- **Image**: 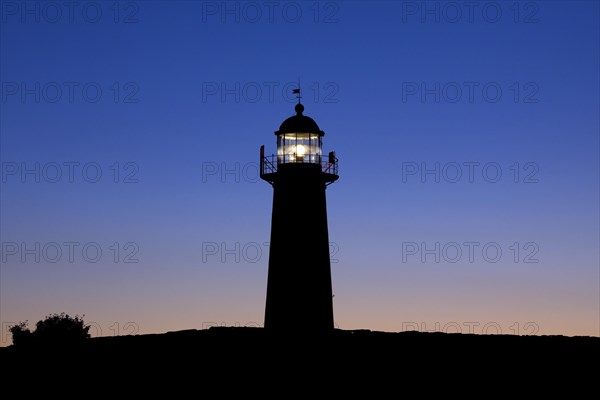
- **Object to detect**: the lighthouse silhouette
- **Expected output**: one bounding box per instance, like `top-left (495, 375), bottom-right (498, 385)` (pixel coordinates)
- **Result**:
top-left (260, 92), bottom-right (339, 332)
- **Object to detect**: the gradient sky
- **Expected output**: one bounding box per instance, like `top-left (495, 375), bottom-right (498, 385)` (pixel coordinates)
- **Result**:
top-left (1, 1), bottom-right (598, 343)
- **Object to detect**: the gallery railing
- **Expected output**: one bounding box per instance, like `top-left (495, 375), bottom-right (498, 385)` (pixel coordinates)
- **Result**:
top-left (260, 153), bottom-right (339, 178)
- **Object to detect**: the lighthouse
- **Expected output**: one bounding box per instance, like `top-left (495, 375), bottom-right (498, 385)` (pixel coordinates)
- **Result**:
top-left (260, 96), bottom-right (339, 332)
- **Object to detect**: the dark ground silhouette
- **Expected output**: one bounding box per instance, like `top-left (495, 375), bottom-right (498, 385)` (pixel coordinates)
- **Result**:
top-left (1, 327), bottom-right (597, 388)
top-left (2, 327), bottom-right (597, 358)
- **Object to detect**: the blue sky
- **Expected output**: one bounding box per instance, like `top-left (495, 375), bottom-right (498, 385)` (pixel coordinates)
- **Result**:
top-left (1, 1), bottom-right (598, 340)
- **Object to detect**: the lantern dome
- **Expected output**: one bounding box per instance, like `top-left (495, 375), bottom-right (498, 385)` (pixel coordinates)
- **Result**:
top-left (275, 104), bottom-right (324, 136)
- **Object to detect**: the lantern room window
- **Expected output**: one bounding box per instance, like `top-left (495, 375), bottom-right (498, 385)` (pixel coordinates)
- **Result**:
top-left (277, 133), bottom-right (322, 164)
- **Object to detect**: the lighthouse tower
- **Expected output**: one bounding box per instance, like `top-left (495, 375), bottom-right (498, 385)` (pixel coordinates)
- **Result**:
top-left (260, 98), bottom-right (339, 332)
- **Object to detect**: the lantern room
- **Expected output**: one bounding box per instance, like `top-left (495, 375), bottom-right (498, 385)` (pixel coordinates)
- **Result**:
top-left (260, 102), bottom-right (338, 185)
top-left (275, 103), bottom-right (324, 164)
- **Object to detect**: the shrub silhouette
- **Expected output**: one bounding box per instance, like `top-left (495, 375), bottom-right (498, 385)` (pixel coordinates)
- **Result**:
top-left (10, 313), bottom-right (90, 348)
top-left (9, 321), bottom-right (33, 347)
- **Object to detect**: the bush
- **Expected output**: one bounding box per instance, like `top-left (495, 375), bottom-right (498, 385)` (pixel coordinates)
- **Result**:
top-left (9, 321), bottom-right (33, 347)
top-left (10, 313), bottom-right (90, 348)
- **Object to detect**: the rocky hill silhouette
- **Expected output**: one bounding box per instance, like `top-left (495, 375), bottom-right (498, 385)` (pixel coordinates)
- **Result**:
top-left (2, 327), bottom-right (597, 362)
